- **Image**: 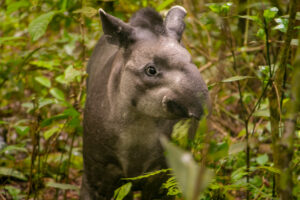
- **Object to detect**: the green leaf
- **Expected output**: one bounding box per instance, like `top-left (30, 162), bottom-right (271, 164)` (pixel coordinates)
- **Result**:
top-left (123, 169), bottom-right (171, 181)
top-left (171, 119), bottom-right (191, 148)
top-left (208, 141), bottom-right (229, 160)
top-left (207, 2), bottom-right (232, 14)
top-left (256, 154), bottom-right (269, 165)
top-left (291, 39), bottom-right (298, 46)
top-left (55, 75), bottom-right (67, 84)
top-left (38, 98), bottom-right (55, 109)
top-left (28, 11), bottom-right (58, 41)
top-left (253, 109), bottom-right (270, 117)
top-left (161, 136), bottom-right (213, 200)
top-left (156, 0), bottom-right (175, 11)
top-left (0, 167), bottom-right (27, 181)
top-left (44, 127), bottom-right (60, 140)
top-left (0, 120), bottom-right (8, 125)
top-left (239, 15), bottom-right (263, 27)
top-left (6, 0), bottom-right (30, 14)
top-left (256, 28), bottom-right (265, 39)
top-left (30, 60), bottom-right (59, 71)
top-left (231, 167), bottom-right (247, 182)
top-left (229, 141), bottom-right (246, 155)
top-left (162, 176), bottom-right (181, 196)
top-left (63, 108), bottom-right (80, 118)
top-left (41, 113), bottom-right (68, 127)
top-left (73, 7), bottom-right (98, 17)
top-left (46, 181), bottom-right (79, 190)
top-left (50, 88), bottom-right (65, 101)
top-left (14, 125), bottom-right (30, 136)
top-left (3, 186), bottom-right (21, 199)
top-left (221, 76), bottom-right (254, 83)
top-left (64, 65), bottom-right (81, 84)
top-left (34, 76), bottom-right (51, 88)
top-left (273, 18), bottom-right (288, 33)
top-left (113, 182), bottom-right (132, 200)
top-left (0, 36), bottom-right (25, 45)
top-left (0, 145), bottom-right (28, 154)
top-left (256, 166), bottom-right (281, 174)
top-left (263, 7), bottom-right (278, 23)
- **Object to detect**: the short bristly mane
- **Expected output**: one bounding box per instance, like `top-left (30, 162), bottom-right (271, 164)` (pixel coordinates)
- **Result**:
top-left (129, 8), bottom-right (166, 35)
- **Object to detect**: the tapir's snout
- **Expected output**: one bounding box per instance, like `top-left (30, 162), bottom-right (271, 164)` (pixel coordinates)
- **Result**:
top-left (162, 64), bottom-right (210, 120)
top-left (162, 84), bottom-right (209, 120)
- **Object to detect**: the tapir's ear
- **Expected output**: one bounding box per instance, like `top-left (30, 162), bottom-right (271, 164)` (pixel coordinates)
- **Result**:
top-left (165, 6), bottom-right (187, 42)
top-left (99, 9), bottom-right (135, 46)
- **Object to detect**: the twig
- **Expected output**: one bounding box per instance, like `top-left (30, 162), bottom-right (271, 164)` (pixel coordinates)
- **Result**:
top-left (26, 97), bottom-right (41, 200)
top-left (243, 0), bottom-right (250, 46)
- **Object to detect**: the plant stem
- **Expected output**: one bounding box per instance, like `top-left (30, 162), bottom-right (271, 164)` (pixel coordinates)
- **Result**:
top-left (268, 0), bottom-right (297, 198)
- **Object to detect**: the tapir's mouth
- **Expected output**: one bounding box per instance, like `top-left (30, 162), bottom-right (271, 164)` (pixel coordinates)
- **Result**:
top-left (162, 96), bottom-right (203, 120)
top-left (165, 99), bottom-right (188, 118)
top-left (162, 96), bottom-right (201, 119)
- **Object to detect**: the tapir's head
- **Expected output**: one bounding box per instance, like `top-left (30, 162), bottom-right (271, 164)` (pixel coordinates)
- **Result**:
top-left (99, 6), bottom-right (210, 120)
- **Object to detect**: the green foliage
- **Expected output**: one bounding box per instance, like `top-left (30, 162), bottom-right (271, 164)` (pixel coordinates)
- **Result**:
top-left (161, 132), bottom-right (214, 200)
top-left (263, 7), bottom-right (278, 23)
top-left (0, 0), bottom-right (299, 199)
top-left (46, 181), bottom-right (79, 191)
top-left (207, 2), bottom-right (232, 15)
top-left (122, 168), bottom-right (171, 181)
top-left (28, 11), bottom-right (59, 41)
top-left (113, 182), bottom-right (132, 200)
top-left (162, 177), bottom-right (181, 196)
top-left (156, 0), bottom-right (176, 11)
top-left (0, 167), bottom-right (27, 181)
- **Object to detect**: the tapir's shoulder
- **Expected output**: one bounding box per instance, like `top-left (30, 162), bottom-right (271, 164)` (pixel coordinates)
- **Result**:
top-left (87, 36), bottom-right (117, 73)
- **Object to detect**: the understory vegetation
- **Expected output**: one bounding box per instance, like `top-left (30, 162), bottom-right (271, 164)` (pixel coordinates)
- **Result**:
top-left (0, 0), bottom-right (299, 199)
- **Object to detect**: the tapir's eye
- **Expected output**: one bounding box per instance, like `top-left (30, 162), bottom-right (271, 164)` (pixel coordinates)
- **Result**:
top-left (145, 65), bottom-right (157, 76)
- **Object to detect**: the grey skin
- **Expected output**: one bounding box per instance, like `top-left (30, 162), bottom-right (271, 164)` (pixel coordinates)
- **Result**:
top-left (81, 6), bottom-right (209, 200)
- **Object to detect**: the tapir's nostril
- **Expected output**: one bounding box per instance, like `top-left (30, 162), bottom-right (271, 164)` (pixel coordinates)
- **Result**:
top-left (163, 99), bottom-right (188, 118)
top-left (188, 112), bottom-right (200, 120)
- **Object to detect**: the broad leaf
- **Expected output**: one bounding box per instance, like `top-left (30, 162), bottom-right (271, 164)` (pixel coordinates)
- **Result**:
top-left (73, 7), bottom-right (98, 17)
top-left (221, 76), bottom-right (254, 83)
top-left (50, 88), bottom-right (65, 101)
top-left (30, 60), bottom-right (59, 71)
top-left (113, 182), bottom-right (132, 200)
top-left (207, 2), bottom-right (232, 14)
top-left (35, 76), bottom-right (51, 88)
top-left (256, 166), bottom-right (281, 174)
top-left (253, 109), bottom-right (270, 117)
top-left (274, 18), bottom-right (288, 33)
top-left (0, 145), bottom-right (28, 154)
top-left (6, 0), bottom-right (30, 14)
top-left (28, 11), bottom-right (58, 41)
top-left (263, 7), bottom-right (278, 23)
top-left (64, 65), bottom-right (81, 84)
top-left (44, 126), bottom-right (60, 140)
top-left (161, 136), bottom-right (213, 200)
top-left (0, 167), bottom-right (27, 181)
top-left (46, 181), bottom-right (79, 190)
top-left (156, 0), bottom-right (175, 11)
top-left (38, 98), bottom-right (55, 109)
top-left (229, 141), bottom-right (246, 155)
top-left (14, 125), bottom-right (29, 136)
top-left (256, 154), bottom-right (269, 165)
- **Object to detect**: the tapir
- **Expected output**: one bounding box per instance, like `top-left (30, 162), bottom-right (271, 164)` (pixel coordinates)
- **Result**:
top-left (81, 6), bottom-right (209, 200)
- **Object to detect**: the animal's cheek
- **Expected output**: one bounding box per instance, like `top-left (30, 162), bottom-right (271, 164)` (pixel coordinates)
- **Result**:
top-left (134, 87), bottom-right (175, 118)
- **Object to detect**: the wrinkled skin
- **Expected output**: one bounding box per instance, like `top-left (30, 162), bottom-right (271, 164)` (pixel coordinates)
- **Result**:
top-left (81, 6), bottom-right (209, 200)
